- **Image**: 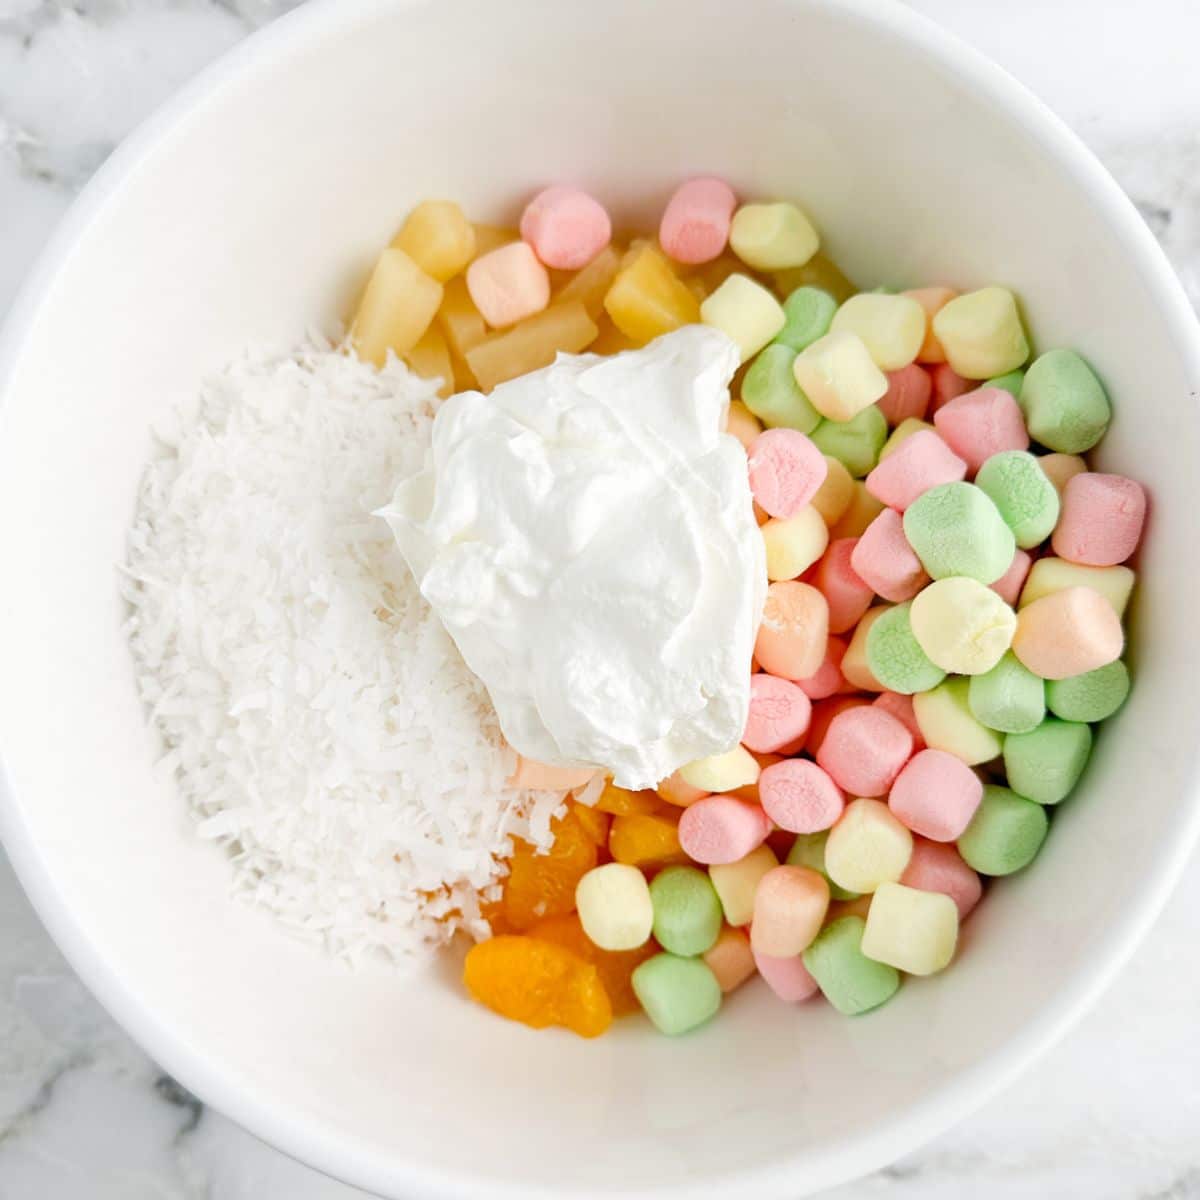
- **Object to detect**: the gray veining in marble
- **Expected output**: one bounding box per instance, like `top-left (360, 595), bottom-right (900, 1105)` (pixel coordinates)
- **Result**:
top-left (1, 1), bottom-right (1199, 1197)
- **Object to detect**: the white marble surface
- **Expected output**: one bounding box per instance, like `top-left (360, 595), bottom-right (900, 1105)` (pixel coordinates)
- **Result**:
top-left (1, 1), bottom-right (1198, 1196)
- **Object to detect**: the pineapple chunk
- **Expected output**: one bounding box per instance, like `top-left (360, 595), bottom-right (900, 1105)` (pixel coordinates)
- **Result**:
top-left (554, 244), bottom-right (622, 318)
top-left (472, 224), bottom-right (518, 258)
top-left (589, 317), bottom-right (637, 356)
top-left (436, 277), bottom-right (488, 357)
top-left (352, 248), bottom-right (443, 366)
top-left (465, 301), bottom-right (599, 391)
top-left (392, 200), bottom-right (476, 282)
top-left (773, 251), bottom-right (857, 304)
top-left (403, 325), bottom-right (455, 397)
top-left (602, 245), bottom-right (701, 345)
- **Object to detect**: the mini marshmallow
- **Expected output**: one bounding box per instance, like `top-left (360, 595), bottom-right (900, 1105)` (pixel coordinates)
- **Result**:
top-left (803, 916), bottom-right (900, 1015)
top-left (725, 401), bottom-right (763, 451)
top-left (984, 368), bottom-right (1024, 397)
top-left (862, 881), bottom-right (958, 975)
top-left (909, 576), bottom-right (1017, 675)
top-left (830, 293), bottom-right (927, 371)
top-left (708, 844), bottom-right (779, 926)
top-left (1003, 718), bottom-right (1093, 806)
top-left (1019, 558), bottom-right (1136, 617)
top-left (804, 696), bottom-right (870, 757)
top-left (931, 286), bottom-right (1030, 379)
top-left (656, 771), bottom-right (708, 808)
top-left (852, 509), bottom-right (930, 602)
top-left (912, 677), bottom-right (1003, 765)
top-left (741, 344), bottom-right (822, 433)
top-left (904, 286), bottom-right (957, 364)
top-left (1052, 472), bottom-right (1147, 566)
top-left (929, 363), bottom-right (973, 413)
top-left (811, 455), bottom-right (856, 526)
top-left (829, 481), bottom-right (887, 539)
top-left (933, 386), bottom-right (1030, 475)
top-left (678, 795), bottom-right (773, 865)
top-left (730, 202), bottom-right (820, 271)
top-left (901, 838), bottom-right (983, 919)
top-left (957, 785), bottom-right (1048, 876)
top-left (792, 330), bottom-right (889, 422)
top-left (520, 186), bottom-right (611, 270)
top-left (678, 745), bottom-right (761, 793)
top-left (775, 286), bottom-right (838, 352)
top-left (750, 865), bottom-right (830, 956)
top-left (755, 581), bottom-right (830, 680)
top-left (762, 505), bottom-right (829, 580)
top-left (812, 540), bottom-right (875, 634)
top-left (648, 866), bottom-right (723, 957)
top-left (743, 674), bottom-right (813, 754)
top-left (748, 428), bottom-right (828, 518)
top-left (575, 863), bottom-right (653, 951)
top-left (1011, 586), bottom-right (1124, 680)
top-left (967, 651), bottom-right (1046, 734)
top-left (704, 927), bottom-right (758, 993)
top-left (879, 417), bottom-right (936, 461)
top-left (759, 759), bottom-right (846, 833)
top-left (865, 602), bottom-right (947, 695)
top-left (877, 363), bottom-right (933, 426)
top-left (816, 705), bottom-right (914, 797)
top-left (841, 607), bottom-right (889, 692)
top-left (990, 549), bottom-right (1033, 607)
top-left (753, 948), bottom-right (820, 1003)
top-left (659, 177), bottom-right (737, 265)
top-left (975, 451), bottom-right (1060, 548)
top-left (1038, 452), bottom-right (1088, 498)
top-left (466, 241), bottom-right (551, 328)
top-left (797, 636), bottom-right (848, 701)
top-left (1046, 660), bottom-right (1130, 723)
top-left (903, 481), bottom-right (1016, 584)
top-left (865, 429), bottom-right (968, 512)
top-left (888, 749), bottom-right (983, 842)
top-left (787, 830), bottom-right (859, 900)
top-left (1021, 349), bottom-right (1111, 453)
top-left (824, 798), bottom-right (914, 895)
top-left (701, 274), bottom-right (786, 362)
top-left (812, 406), bottom-right (889, 480)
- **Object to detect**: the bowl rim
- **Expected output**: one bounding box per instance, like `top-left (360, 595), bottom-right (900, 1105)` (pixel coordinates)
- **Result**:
top-left (2, 0), bottom-right (1199, 1196)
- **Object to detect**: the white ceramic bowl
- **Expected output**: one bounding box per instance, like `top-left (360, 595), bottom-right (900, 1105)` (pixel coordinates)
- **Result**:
top-left (2, 1), bottom-right (1199, 1196)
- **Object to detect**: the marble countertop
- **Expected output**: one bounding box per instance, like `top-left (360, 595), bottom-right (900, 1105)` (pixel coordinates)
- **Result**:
top-left (1, 1), bottom-right (1198, 1196)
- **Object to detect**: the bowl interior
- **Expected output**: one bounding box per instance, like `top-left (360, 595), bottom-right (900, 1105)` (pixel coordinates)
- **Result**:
top-left (2, 1), bottom-right (1199, 1196)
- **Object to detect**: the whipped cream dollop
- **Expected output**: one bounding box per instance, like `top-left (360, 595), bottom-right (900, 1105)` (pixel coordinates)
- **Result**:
top-left (382, 325), bottom-right (766, 789)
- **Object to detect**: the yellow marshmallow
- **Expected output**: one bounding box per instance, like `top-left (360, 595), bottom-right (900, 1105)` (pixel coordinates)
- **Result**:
top-left (792, 330), bottom-right (889, 422)
top-left (879, 417), bottom-right (936, 461)
top-left (909, 577), bottom-right (1017, 675)
top-left (729, 201), bottom-right (820, 271)
top-left (862, 882), bottom-right (958, 975)
top-left (830, 293), bottom-right (927, 371)
top-left (701, 274), bottom-right (786, 363)
top-left (709, 844), bottom-right (779, 927)
top-left (1037, 453), bottom-right (1088, 498)
top-left (912, 677), bottom-right (1002, 765)
top-left (1018, 558), bottom-right (1135, 617)
top-left (762, 505), bottom-right (829, 581)
top-left (575, 863), bottom-right (654, 951)
top-left (824, 799), bottom-right (913, 895)
top-left (811, 455), bottom-right (856, 526)
top-left (841, 606), bottom-right (889, 692)
top-left (679, 745), bottom-right (761, 793)
top-left (828, 482), bottom-right (885, 540)
top-left (931, 286), bottom-right (1029, 379)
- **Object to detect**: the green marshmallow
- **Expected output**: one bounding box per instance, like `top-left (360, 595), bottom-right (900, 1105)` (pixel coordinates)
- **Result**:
top-left (974, 451), bottom-right (1061, 549)
top-left (742, 344), bottom-right (822, 433)
top-left (787, 831), bottom-right (859, 901)
top-left (1020, 349), bottom-right (1111, 453)
top-left (957, 785), bottom-right (1049, 876)
top-left (1046, 660), bottom-right (1131, 723)
top-left (802, 916), bottom-right (900, 1016)
top-left (984, 368), bottom-right (1025, 398)
top-left (811, 404), bottom-right (888, 478)
top-left (631, 952), bottom-right (722, 1035)
top-left (648, 866), bottom-right (723, 957)
top-left (1002, 718), bottom-right (1093, 806)
top-left (902, 481), bottom-right (1016, 584)
top-left (968, 651), bottom-right (1046, 733)
top-left (866, 601), bottom-right (947, 695)
top-left (774, 286), bottom-right (837, 352)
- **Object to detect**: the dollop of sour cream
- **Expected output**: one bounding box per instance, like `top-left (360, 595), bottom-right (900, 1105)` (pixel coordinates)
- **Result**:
top-left (382, 325), bottom-right (767, 789)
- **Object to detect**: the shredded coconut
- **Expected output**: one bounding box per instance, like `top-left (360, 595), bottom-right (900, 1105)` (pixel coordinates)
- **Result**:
top-left (122, 340), bottom-right (566, 967)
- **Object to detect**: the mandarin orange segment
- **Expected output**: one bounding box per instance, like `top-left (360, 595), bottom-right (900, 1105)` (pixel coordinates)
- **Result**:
top-left (571, 802), bottom-right (611, 846)
top-left (531, 912), bottom-right (657, 1017)
top-left (608, 811), bottom-right (689, 869)
top-left (594, 782), bottom-right (662, 817)
top-left (499, 808), bottom-right (598, 931)
top-left (463, 935), bottom-right (612, 1038)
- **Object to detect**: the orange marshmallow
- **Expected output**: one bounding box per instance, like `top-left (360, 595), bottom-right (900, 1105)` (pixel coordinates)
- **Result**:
top-left (1011, 586), bottom-right (1124, 680)
top-left (466, 241), bottom-right (551, 328)
top-left (703, 926), bottom-right (758, 993)
top-left (750, 865), bottom-right (830, 956)
top-left (754, 581), bottom-right (830, 681)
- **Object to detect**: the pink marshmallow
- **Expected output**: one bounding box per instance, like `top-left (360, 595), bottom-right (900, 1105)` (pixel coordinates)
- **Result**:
top-left (816, 706), bottom-right (915, 798)
top-left (753, 950), bottom-right (820, 1003)
top-left (466, 241), bottom-right (551, 328)
top-left (851, 509), bottom-right (930, 602)
top-left (928, 363), bottom-right (974, 414)
top-left (873, 692), bottom-right (925, 750)
top-left (1011, 586), bottom-right (1124, 680)
top-left (743, 674), bottom-right (813, 753)
top-left (933, 386), bottom-right (1030, 474)
top-left (759, 759), bottom-right (845, 833)
top-left (901, 839), bottom-right (983, 920)
top-left (659, 176), bottom-right (737, 265)
top-left (1051, 472), bottom-right (1148, 567)
top-left (990, 548), bottom-right (1033, 607)
top-left (888, 749), bottom-right (983, 842)
top-left (865, 429), bottom-right (968, 511)
top-left (876, 363), bottom-right (933, 426)
top-left (811, 539), bottom-right (874, 634)
top-left (519, 185), bottom-right (612, 270)
top-left (678, 795), bottom-right (773, 865)
top-left (805, 696), bottom-right (870, 756)
top-left (797, 636), bottom-right (847, 700)
top-left (747, 428), bottom-right (828, 519)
